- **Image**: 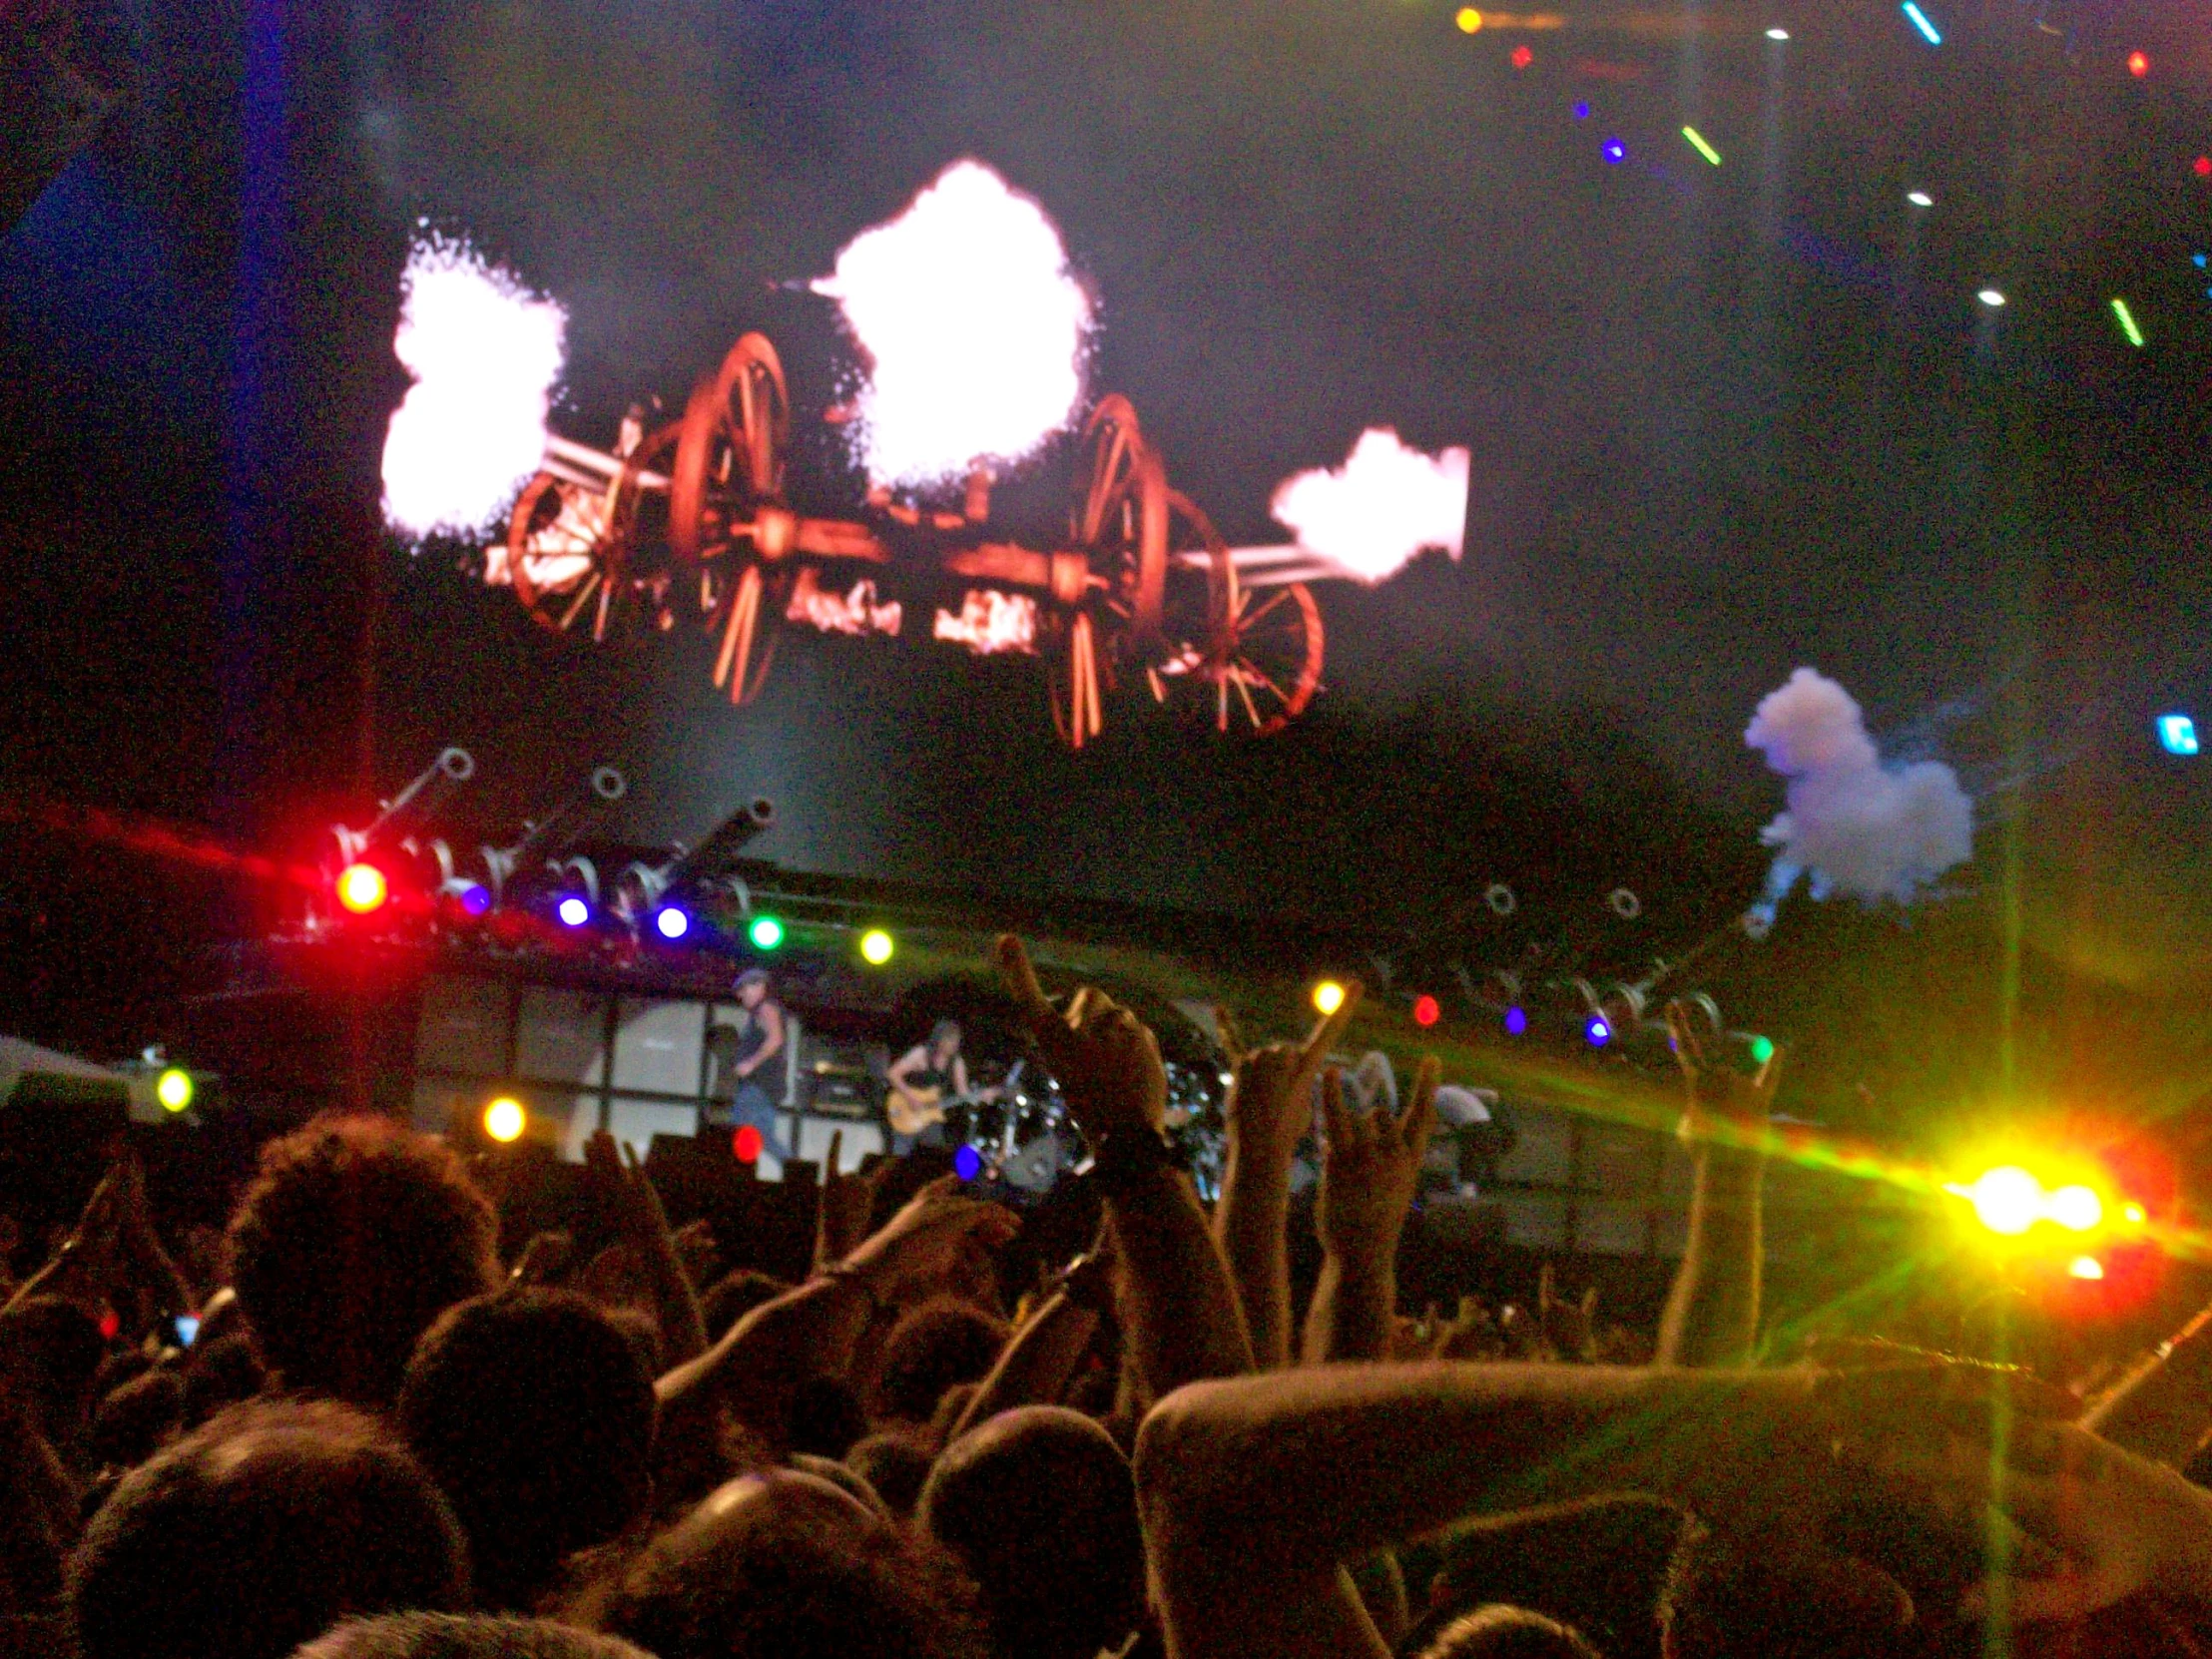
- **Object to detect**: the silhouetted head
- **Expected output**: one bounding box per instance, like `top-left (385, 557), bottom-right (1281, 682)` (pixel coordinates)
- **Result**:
top-left (919, 1406), bottom-right (1144, 1659)
top-left (296, 1612), bottom-right (655, 1659)
top-left (867, 1300), bottom-right (1007, 1428)
top-left (1416, 1606), bottom-right (1602, 1659)
top-left (398, 1289), bottom-right (657, 1611)
top-left (67, 1397), bottom-right (467, 1659)
top-left (595, 1469), bottom-right (988, 1659)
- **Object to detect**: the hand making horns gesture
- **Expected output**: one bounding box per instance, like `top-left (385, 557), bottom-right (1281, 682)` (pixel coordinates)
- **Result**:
top-left (995, 934), bottom-right (1167, 1144)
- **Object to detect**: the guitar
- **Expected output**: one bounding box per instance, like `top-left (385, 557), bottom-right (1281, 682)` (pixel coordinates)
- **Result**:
top-left (885, 1060), bottom-right (1022, 1138)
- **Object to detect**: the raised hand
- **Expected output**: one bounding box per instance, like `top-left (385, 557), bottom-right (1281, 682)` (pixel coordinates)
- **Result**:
top-left (509, 1230), bottom-right (575, 1287)
top-left (1226, 980), bottom-right (1363, 1166)
top-left (1537, 1263), bottom-right (1599, 1363)
top-left (1666, 997), bottom-right (1781, 1145)
top-left (996, 934), bottom-right (1166, 1143)
top-left (585, 1131), bottom-right (671, 1248)
top-left (1316, 1059), bottom-right (1439, 1275)
top-left (814, 1130), bottom-right (891, 1273)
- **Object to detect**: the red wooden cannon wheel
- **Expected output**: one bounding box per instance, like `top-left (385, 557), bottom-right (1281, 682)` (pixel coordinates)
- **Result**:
top-left (669, 332), bottom-right (792, 572)
top-left (506, 424), bottom-right (681, 641)
top-left (1157, 487), bottom-right (1324, 737)
top-left (1073, 395), bottom-right (1168, 647)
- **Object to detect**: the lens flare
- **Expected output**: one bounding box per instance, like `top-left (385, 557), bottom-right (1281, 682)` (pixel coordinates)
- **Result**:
top-left (2048, 1185), bottom-right (2104, 1232)
top-left (859, 928), bottom-right (895, 965)
top-left (1313, 980), bottom-right (1349, 1016)
top-left (814, 161), bottom-right (1093, 490)
top-left (156, 1068), bottom-right (194, 1112)
top-left (1965, 1166), bottom-right (2042, 1236)
top-left (336, 863), bottom-right (389, 915)
top-left (380, 233), bottom-right (566, 538)
top-left (484, 1097), bottom-right (526, 1143)
top-left (1269, 429), bottom-right (1470, 584)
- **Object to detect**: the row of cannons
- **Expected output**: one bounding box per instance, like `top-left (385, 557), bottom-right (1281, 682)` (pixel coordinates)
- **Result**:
top-left (483, 334), bottom-right (1327, 749)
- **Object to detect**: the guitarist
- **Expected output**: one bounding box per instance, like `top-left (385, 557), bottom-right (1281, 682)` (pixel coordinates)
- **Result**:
top-left (884, 1019), bottom-right (1002, 1156)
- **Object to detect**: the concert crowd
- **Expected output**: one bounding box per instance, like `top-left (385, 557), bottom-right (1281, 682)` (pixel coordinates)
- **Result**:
top-left (4, 935), bottom-right (2211, 1659)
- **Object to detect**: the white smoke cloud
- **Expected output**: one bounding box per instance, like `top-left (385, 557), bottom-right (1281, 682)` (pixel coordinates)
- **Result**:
top-left (380, 232), bottom-right (567, 540)
top-left (1268, 428), bottom-right (1470, 584)
top-left (1744, 668), bottom-right (1974, 929)
top-left (815, 160), bottom-right (1094, 491)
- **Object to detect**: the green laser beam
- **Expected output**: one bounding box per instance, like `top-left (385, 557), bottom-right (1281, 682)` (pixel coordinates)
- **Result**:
top-left (1682, 126), bottom-right (1722, 165)
top-left (2111, 296), bottom-right (2144, 346)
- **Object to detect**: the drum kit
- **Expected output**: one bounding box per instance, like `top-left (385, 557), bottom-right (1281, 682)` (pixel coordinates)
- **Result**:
top-left (927, 1057), bottom-right (1226, 1201)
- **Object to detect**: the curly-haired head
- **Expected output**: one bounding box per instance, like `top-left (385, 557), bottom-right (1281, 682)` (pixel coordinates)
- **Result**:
top-left (225, 1117), bottom-right (498, 1409)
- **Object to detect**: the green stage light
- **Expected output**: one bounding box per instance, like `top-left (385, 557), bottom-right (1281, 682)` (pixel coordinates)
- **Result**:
top-left (749, 914), bottom-right (787, 950)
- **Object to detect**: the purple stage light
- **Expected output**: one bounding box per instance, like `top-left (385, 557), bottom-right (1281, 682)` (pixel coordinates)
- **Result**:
top-left (557, 896), bottom-right (590, 927)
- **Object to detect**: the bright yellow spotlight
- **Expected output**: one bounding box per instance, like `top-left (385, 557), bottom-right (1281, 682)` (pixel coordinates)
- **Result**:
top-left (2123, 1202), bottom-right (2147, 1225)
top-left (156, 1068), bottom-right (194, 1113)
top-left (2068, 1255), bottom-right (2106, 1282)
top-left (1965, 1166), bottom-right (2044, 1237)
top-left (336, 862), bottom-right (389, 915)
top-left (859, 928), bottom-right (895, 966)
top-left (483, 1097), bottom-right (526, 1144)
top-left (1312, 979), bottom-right (1348, 1017)
top-left (1455, 7), bottom-right (1483, 31)
top-left (2047, 1185), bottom-right (2103, 1233)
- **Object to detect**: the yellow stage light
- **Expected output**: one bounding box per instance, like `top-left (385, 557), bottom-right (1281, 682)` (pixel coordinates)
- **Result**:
top-left (156, 1068), bottom-right (194, 1112)
top-left (1312, 979), bottom-right (1348, 1017)
top-left (859, 928), bottom-right (895, 965)
top-left (1455, 7), bottom-right (1483, 31)
top-left (2068, 1255), bottom-right (2105, 1282)
top-left (484, 1097), bottom-right (526, 1144)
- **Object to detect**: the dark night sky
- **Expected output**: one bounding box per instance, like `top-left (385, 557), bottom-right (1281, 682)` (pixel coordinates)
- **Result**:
top-left (8, 0), bottom-right (2212, 1045)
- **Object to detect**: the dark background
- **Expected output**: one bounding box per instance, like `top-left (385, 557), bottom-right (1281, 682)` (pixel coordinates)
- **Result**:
top-left (5, 0), bottom-right (2212, 1140)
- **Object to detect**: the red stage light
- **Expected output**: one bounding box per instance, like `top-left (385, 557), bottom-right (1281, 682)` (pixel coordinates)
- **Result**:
top-left (733, 1125), bottom-right (764, 1163)
top-left (2196, 156), bottom-right (2211, 178)
top-left (1510, 44), bottom-right (1534, 69)
top-left (336, 862), bottom-right (389, 914)
top-left (2128, 51), bottom-right (2148, 77)
top-left (1412, 994), bottom-right (1442, 1028)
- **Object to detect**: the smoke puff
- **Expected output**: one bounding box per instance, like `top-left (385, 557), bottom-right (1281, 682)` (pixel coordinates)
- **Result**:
top-left (380, 234), bottom-right (566, 539)
top-left (815, 160), bottom-right (1093, 491)
top-left (1269, 428), bottom-right (1470, 584)
top-left (1746, 668), bottom-right (1973, 907)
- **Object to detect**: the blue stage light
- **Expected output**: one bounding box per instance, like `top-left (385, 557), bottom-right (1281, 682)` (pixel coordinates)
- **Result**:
top-left (954, 1144), bottom-right (983, 1182)
top-left (2158, 715), bottom-right (2199, 756)
top-left (1503, 1005), bottom-right (1529, 1036)
top-left (1902, 2), bottom-right (1941, 45)
top-left (557, 896), bottom-right (591, 927)
top-left (1573, 100), bottom-right (1590, 120)
top-left (454, 880), bottom-right (492, 917)
top-left (1602, 139), bottom-right (1626, 165)
top-left (655, 905), bottom-right (691, 940)
top-left (1585, 1014), bottom-right (1613, 1047)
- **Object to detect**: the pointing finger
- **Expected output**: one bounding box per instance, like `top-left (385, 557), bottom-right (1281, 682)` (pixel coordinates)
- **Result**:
top-left (996, 935), bottom-right (1058, 1030)
top-left (827, 1129), bottom-right (843, 1172)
